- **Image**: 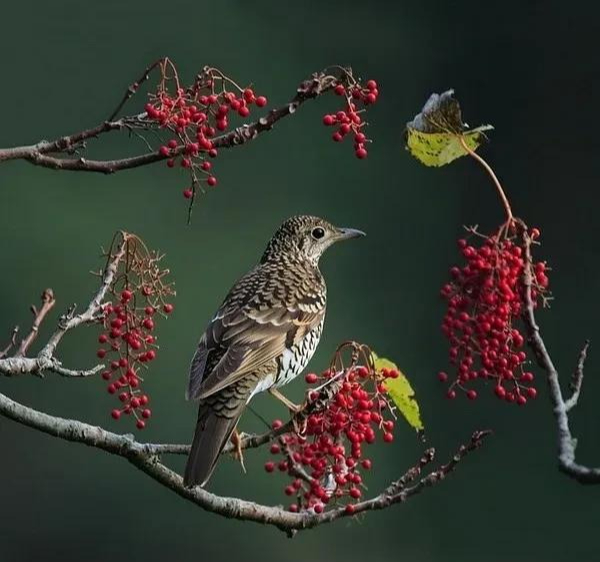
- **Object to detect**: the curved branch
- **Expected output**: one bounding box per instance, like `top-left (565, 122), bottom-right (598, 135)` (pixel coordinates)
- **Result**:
top-left (0, 70), bottom-right (339, 175)
top-left (522, 232), bottom-right (600, 484)
top-left (0, 386), bottom-right (489, 535)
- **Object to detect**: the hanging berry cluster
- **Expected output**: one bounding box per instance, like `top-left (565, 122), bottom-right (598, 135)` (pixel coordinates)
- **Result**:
top-left (97, 233), bottom-right (175, 429)
top-left (264, 347), bottom-right (398, 514)
top-left (143, 59), bottom-right (268, 206)
top-left (439, 223), bottom-right (550, 405)
top-left (322, 76), bottom-right (379, 159)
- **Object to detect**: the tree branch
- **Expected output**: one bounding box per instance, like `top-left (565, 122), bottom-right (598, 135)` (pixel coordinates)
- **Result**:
top-left (0, 385), bottom-right (489, 535)
top-left (522, 232), bottom-right (600, 484)
top-left (0, 69), bottom-right (340, 175)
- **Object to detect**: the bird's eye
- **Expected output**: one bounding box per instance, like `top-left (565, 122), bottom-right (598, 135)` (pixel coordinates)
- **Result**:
top-left (311, 227), bottom-right (326, 240)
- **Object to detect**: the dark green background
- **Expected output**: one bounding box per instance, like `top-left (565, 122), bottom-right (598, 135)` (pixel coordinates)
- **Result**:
top-left (1, 1), bottom-right (599, 561)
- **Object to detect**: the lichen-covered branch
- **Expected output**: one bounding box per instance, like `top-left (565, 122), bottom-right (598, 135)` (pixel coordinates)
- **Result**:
top-left (522, 231), bottom-right (600, 484)
top-left (0, 385), bottom-right (488, 535)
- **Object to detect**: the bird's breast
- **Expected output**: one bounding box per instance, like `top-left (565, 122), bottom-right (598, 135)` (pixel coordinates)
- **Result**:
top-left (274, 320), bottom-right (324, 388)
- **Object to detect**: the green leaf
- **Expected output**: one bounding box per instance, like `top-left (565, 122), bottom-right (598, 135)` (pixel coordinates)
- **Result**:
top-left (372, 352), bottom-right (424, 434)
top-left (406, 89), bottom-right (493, 167)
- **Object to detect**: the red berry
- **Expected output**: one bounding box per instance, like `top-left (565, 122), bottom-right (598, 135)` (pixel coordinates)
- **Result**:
top-left (494, 385), bottom-right (506, 399)
top-left (163, 303), bottom-right (174, 314)
top-left (207, 176), bottom-right (218, 187)
top-left (255, 96), bottom-right (267, 107)
top-left (111, 409), bottom-right (121, 420)
top-left (159, 146), bottom-right (170, 157)
top-left (97, 349), bottom-right (107, 359)
top-left (243, 88), bottom-right (255, 102)
top-left (271, 419), bottom-right (283, 430)
top-left (366, 80), bottom-right (378, 90)
top-left (345, 504), bottom-right (356, 515)
top-left (466, 389), bottom-right (478, 400)
top-left (136, 420), bottom-right (146, 430)
top-left (332, 132), bottom-right (343, 142)
top-left (355, 147), bottom-right (368, 159)
top-left (323, 114), bottom-right (335, 126)
top-left (447, 389), bottom-right (457, 400)
top-left (383, 432), bottom-right (394, 443)
top-left (334, 84), bottom-right (345, 96)
top-left (264, 461), bottom-right (275, 473)
top-left (141, 408), bottom-right (152, 419)
top-left (305, 373), bottom-right (318, 384)
top-left (313, 503), bottom-right (324, 514)
top-left (183, 188), bottom-right (193, 199)
top-left (437, 371), bottom-right (448, 382)
top-left (349, 487), bottom-right (361, 499)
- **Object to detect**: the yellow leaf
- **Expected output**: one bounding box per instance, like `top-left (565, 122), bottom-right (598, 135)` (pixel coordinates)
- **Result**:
top-left (406, 127), bottom-right (492, 167)
top-left (372, 352), bottom-right (424, 433)
top-left (405, 89), bottom-right (493, 167)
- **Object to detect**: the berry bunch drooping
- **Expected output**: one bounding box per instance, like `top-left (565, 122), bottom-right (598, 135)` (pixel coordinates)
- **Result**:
top-left (143, 59), bottom-right (268, 206)
top-left (97, 233), bottom-right (175, 429)
top-left (439, 224), bottom-right (549, 404)
top-left (322, 76), bottom-right (379, 159)
top-left (264, 355), bottom-right (398, 514)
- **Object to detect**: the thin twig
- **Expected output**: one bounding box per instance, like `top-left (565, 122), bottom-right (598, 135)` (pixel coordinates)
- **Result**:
top-left (108, 58), bottom-right (165, 121)
top-left (0, 327), bottom-right (19, 359)
top-left (15, 289), bottom-right (56, 357)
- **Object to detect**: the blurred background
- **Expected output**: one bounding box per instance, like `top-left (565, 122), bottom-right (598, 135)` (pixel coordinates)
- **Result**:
top-left (1, 1), bottom-right (600, 561)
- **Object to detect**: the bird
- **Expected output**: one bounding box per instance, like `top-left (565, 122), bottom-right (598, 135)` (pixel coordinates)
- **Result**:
top-left (183, 215), bottom-right (365, 488)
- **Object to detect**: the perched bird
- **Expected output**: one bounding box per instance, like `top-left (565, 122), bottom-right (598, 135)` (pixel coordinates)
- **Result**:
top-left (184, 215), bottom-right (365, 487)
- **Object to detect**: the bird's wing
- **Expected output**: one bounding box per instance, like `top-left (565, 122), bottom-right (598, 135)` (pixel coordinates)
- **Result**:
top-left (186, 264), bottom-right (325, 401)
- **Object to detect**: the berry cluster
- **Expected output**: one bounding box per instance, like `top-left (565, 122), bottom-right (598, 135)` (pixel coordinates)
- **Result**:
top-left (322, 78), bottom-right (379, 159)
top-left (98, 234), bottom-right (175, 429)
top-left (439, 224), bottom-right (549, 404)
top-left (264, 363), bottom-right (398, 514)
top-left (144, 60), bottom-right (268, 204)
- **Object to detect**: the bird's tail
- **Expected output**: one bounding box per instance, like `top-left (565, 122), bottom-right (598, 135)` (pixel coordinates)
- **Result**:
top-left (183, 400), bottom-right (245, 488)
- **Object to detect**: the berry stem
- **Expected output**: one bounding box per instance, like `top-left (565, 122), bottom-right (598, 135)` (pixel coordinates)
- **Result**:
top-left (459, 136), bottom-right (513, 222)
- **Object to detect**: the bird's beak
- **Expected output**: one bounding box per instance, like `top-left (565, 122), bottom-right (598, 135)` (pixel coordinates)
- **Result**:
top-left (337, 227), bottom-right (367, 240)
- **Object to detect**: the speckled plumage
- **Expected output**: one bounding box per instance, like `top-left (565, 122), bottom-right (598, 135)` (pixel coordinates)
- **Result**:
top-left (183, 215), bottom-right (364, 487)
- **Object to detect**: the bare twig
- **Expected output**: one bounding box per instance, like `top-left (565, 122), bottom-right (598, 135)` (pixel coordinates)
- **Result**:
top-left (0, 69), bottom-right (341, 175)
top-left (522, 231), bottom-right (600, 484)
top-left (0, 326), bottom-right (19, 359)
top-left (108, 58), bottom-right (164, 121)
top-left (0, 234), bottom-right (128, 379)
top-left (565, 340), bottom-right (589, 412)
top-left (15, 289), bottom-right (56, 357)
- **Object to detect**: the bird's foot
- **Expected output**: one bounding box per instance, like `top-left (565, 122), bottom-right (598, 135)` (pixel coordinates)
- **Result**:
top-left (269, 387), bottom-right (303, 414)
top-left (230, 429), bottom-right (247, 474)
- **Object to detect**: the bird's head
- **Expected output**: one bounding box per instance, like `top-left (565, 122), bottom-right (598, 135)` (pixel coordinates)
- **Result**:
top-left (261, 215), bottom-right (366, 265)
